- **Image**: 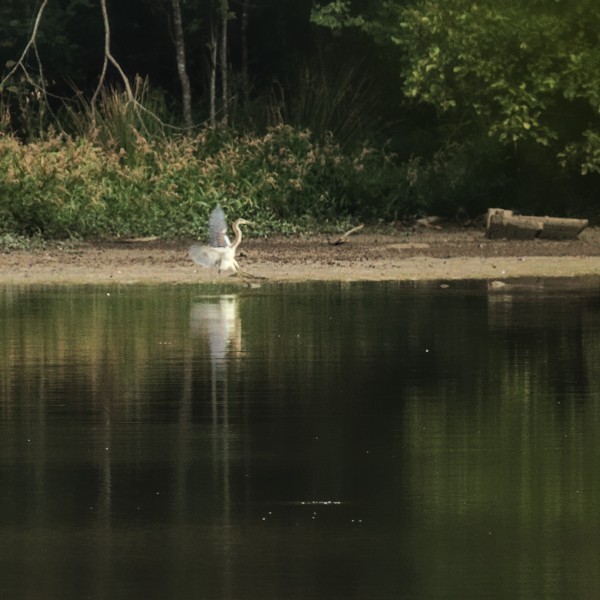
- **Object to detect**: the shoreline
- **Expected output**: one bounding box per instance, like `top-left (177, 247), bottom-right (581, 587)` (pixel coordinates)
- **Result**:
top-left (1, 227), bottom-right (599, 286)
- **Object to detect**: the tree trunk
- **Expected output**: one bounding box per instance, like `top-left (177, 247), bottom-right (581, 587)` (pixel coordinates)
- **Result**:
top-left (208, 20), bottom-right (217, 128)
top-left (170, 0), bottom-right (193, 130)
top-left (241, 0), bottom-right (249, 104)
top-left (220, 0), bottom-right (229, 127)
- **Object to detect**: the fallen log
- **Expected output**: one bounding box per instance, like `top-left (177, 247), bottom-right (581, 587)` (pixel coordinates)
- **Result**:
top-left (538, 217), bottom-right (589, 240)
top-left (486, 208), bottom-right (588, 240)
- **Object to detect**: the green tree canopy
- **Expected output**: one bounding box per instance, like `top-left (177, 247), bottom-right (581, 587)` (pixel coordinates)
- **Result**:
top-left (313, 0), bottom-right (600, 174)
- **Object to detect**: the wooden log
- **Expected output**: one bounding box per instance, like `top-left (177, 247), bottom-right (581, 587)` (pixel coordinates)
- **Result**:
top-left (486, 208), bottom-right (588, 240)
top-left (486, 208), bottom-right (513, 227)
top-left (538, 216), bottom-right (588, 240)
top-left (486, 209), bottom-right (505, 239)
top-left (501, 216), bottom-right (543, 240)
top-left (486, 209), bottom-right (541, 239)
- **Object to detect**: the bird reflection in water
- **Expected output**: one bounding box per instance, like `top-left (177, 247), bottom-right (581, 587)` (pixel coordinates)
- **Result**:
top-left (188, 294), bottom-right (243, 587)
top-left (189, 294), bottom-right (242, 367)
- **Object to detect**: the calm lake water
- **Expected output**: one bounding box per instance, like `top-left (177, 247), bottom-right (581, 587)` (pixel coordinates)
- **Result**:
top-left (1, 280), bottom-right (600, 599)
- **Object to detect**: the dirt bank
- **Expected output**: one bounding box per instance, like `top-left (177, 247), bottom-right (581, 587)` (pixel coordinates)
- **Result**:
top-left (1, 225), bottom-right (600, 285)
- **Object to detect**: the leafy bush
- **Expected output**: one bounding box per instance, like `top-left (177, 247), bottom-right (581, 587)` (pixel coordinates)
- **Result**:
top-left (0, 124), bottom-right (419, 239)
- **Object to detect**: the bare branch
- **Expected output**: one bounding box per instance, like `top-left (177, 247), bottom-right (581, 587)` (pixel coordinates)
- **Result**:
top-left (92, 0), bottom-right (135, 109)
top-left (1, 0), bottom-right (187, 135)
top-left (91, 10), bottom-right (109, 109)
top-left (0, 0), bottom-right (49, 89)
top-left (90, 0), bottom-right (190, 134)
top-left (32, 40), bottom-right (47, 97)
top-left (329, 224), bottom-right (365, 245)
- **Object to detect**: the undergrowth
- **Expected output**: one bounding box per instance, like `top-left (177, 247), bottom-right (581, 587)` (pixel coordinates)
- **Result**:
top-left (0, 74), bottom-right (531, 241)
top-left (0, 124), bottom-right (418, 240)
top-left (0, 80), bottom-right (520, 240)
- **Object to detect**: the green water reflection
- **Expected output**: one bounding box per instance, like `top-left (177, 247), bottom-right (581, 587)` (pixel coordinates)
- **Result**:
top-left (0, 281), bottom-right (599, 599)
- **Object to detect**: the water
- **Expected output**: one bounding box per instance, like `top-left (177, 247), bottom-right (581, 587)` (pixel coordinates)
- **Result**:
top-left (1, 280), bottom-right (599, 599)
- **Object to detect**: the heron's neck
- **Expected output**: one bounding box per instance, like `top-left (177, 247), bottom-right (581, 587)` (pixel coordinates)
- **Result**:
top-left (231, 221), bottom-right (243, 251)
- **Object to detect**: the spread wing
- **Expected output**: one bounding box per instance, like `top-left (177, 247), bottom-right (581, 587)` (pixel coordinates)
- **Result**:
top-left (208, 205), bottom-right (231, 248)
top-left (189, 244), bottom-right (223, 268)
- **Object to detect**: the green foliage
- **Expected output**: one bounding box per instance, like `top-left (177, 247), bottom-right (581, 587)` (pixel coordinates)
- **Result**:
top-left (0, 124), bottom-right (416, 240)
top-left (316, 0), bottom-right (600, 175)
top-left (394, 136), bottom-right (511, 218)
top-left (560, 128), bottom-right (600, 175)
top-left (2, 0), bottom-right (597, 223)
top-left (0, 232), bottom-right (47, 251)
top-left (311, 0), bottom-right (365, 29)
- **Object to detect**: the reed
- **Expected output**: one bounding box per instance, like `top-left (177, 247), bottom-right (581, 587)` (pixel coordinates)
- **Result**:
top-left (267, 57), bottom-right (382, 147)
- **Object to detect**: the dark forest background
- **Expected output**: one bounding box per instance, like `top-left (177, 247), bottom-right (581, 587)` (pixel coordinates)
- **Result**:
top-left (1, 0), bottom-right (599, 240)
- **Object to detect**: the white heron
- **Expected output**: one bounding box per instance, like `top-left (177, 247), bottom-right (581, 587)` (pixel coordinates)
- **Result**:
top-left (189, 205), bottom-right (253, 274)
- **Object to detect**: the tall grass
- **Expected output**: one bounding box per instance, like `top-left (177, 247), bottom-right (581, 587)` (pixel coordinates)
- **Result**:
top-left (267, 57), bottom-right (383, 147)
top-left (64, 78), bottom-right (171, 154)
top-left (0, 80), bottom-right (54, 141)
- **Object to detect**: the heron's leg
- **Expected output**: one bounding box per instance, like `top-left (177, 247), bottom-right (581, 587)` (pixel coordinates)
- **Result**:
top-left (233, 258), bottom-right (267, 281)
top-left (236, 268), bottom-right (267, 281)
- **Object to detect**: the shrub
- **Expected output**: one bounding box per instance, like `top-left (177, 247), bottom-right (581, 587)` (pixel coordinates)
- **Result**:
top-left (0, 124), bottom-right (414, 239)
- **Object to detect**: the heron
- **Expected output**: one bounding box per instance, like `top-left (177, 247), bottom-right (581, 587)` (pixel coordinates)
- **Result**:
top-left (189, 205), bottom-right (253, 274)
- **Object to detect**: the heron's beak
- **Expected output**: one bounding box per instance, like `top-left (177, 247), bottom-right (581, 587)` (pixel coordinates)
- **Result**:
top-left (239, 219), bottom-right (254, 225)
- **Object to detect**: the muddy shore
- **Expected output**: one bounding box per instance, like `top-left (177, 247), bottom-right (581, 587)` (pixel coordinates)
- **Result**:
top-left (1, 225), bottom-right (599, 285)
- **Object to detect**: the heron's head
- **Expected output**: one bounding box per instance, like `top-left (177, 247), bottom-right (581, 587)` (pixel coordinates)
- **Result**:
top-left (236, 218), bottom-right (254, 226)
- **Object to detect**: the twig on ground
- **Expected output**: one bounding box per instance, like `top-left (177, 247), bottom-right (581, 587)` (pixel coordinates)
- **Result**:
top-left (329, 224), bottom-right (365, 245)
top-left (416, 216), bottom-right (443, 230)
